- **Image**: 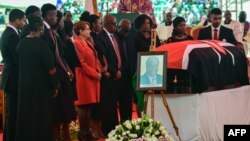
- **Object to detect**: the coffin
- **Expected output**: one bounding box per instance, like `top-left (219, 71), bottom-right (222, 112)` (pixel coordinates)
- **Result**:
top-left (156, 40), bottom-right (249, 93)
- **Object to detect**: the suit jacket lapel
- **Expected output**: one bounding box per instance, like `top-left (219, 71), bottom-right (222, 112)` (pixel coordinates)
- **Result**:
top-left (219, 26), bottom-right (224, 40)
top-left (7, 27), bottom-right (18, 35)
top-left (102, 30), bottom-right (114, 49)
top-left (207, 26), bottom-right (212, 39)
top-left (86, 39), bottom-right (98, 56)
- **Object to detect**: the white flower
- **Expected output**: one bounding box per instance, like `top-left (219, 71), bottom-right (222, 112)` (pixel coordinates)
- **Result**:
top-left (155, 130), bottom-right (160, 135)
top-left (108, 116), bottom-right (174, 141)
top-left (124, 121), bottom-right (132, 129)
top-left (129, 133), bottom-right (138, 138)
top-left (159, 126), bottom-right (165, 131)
top-left (159, 136), bottom-right (164, 138)
top-left (108, 130), bottom-right (116, 138)
top-left (144, 133), bottom-right (150, 137)
top-left (148, 127), bottom-right (153, 133)
top-left (132, 119), bottom-right (137, 125)
top-left (136, 125), bottom-right (140, 130)
top-left (122, 132), bottom-right (126, 136)
top-left (149, 119), bottom-right (153, 123)
top-left (137, 118), bottom-right (141, 122)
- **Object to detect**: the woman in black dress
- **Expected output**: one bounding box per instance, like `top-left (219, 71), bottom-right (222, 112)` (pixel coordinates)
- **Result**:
top-left (166, 17), bottom-right (193, 43)
top-left (15, 14), bottom-right (58, 141)
top-left (63, 20), bottom-right (81, 101)
top-left (89, 14), bottom-right (107, 138)
top-left (52, 11), bottom-right (77, 141)
top-left (133, 14), bottom-right (161, 117)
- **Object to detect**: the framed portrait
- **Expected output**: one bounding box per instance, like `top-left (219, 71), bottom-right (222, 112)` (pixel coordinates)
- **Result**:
top-left (136, 52), bottom-right (167, 91)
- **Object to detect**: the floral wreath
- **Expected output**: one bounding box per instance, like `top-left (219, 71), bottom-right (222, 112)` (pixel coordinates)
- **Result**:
top-left (108, 115), bottom-right (174, 141)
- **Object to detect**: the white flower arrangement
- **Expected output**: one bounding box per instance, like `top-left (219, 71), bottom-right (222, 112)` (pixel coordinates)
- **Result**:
top-left (107, 115), bottom-right (174, 141)
top-left (69, 120), bottom-right (80, 132)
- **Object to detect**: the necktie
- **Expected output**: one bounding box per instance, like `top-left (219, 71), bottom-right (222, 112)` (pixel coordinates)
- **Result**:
top-left (49, 29), bottom-right (68, 73)
top-left (110, 35), bottom-right (121, 69)
top-left (213, 28), bottom-right (218, 40)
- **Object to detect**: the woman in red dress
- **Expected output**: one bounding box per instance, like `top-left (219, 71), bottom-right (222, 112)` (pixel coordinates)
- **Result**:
top-left (73, 21), bottom-right (102, 141)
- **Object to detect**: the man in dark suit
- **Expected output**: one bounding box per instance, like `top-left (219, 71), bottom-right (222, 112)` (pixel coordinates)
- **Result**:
top-left (115, 19), bottom-right (137, 122)
top-left (140, 56), bottom-right (163, 86)
top-left (99, 14), bottom-right (120, 136)
top-left (41, 3), bottom-right (74, 140)
top-left (41, 3), bottom-right (58, 55)
top-left (20, 5), bottom-right (41, 39)
top-left (0, 9), bottom-right (25, 141)
top-left (198, 8), bottom-right (243, 50)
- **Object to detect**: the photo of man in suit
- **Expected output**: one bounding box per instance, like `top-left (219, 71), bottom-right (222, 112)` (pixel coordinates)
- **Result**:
top-left (140, 56), bottom-right (163, 87)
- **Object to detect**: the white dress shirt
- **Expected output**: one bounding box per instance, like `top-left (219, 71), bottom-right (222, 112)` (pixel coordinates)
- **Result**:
top-left (43, 21), bottom-right (51, 29)
top-left (223, 20), bottom-right (243, 42)
top-left (103, 27), bottom-right (114, 45)
top-left (156, 23), bottom-right (173, 41)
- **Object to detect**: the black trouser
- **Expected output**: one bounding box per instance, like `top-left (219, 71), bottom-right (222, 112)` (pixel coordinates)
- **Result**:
top-left (100, 78), bottom-right (118, 136)
top-left (3, 90), bottom-right (18, 141)
top-left (116, 73), bottom-right (133, 122)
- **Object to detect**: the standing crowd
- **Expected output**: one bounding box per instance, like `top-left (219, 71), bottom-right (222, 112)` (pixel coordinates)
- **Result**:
top-left (0, 3), bottom-right (249, 141)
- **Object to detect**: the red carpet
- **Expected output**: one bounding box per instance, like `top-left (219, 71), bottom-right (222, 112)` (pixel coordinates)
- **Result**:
top-left (0, 104), bottom-right (138, 141)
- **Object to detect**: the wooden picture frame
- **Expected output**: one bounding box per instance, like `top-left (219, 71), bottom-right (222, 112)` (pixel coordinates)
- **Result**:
top-left (136, 52), bottom-right (167, 91)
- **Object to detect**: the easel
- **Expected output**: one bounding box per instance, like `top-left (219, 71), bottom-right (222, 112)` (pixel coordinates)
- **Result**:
top-left (143, 29), bottom-right (182, 141)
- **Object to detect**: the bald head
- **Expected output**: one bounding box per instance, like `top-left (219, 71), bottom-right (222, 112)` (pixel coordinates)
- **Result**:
top-left (103, 14), bottom-right (117, 33)
top-left (224, 10), bottom-right (232, 21)
top-left (118, 19), bottom-right (131, 37)
top-left (118, 19), bottom-right (130, 27)
top-left (166, 12), bottom-right (172, 23)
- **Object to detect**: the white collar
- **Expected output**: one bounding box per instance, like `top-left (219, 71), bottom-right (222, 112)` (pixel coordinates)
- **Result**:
top-left (26, 19), bottom-right (29, 24)
top-left (43, 21), bottom-right (51, 29)
top-left (211, 25), bottom-right (221, 31)
top-left (103, 27), bottom-right (113, 36)
top-left (7, 24), bottom-right (18, 34)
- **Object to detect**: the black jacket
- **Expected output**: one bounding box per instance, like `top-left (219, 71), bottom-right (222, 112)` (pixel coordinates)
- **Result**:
top-left (115, 32), bottom-right (137, 78)
top-left (198, 25), bottom-right (238, 44)
top-left (20, 24), bottom-right (31, 39)
top-left (99, 29), bottom-right (121, 79)
top-left (0, 26), bottom-right (20, 91)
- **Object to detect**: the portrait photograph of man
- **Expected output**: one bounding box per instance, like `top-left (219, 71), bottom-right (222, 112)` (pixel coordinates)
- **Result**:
top-left (137, 52), bottom-right (167, 91)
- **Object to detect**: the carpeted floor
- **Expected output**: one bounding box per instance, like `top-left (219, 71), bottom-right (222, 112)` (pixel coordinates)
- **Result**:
top-left (0, 134), bottom-right (105, 141)
top-left (0, 104), bottom-right (138, 141)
